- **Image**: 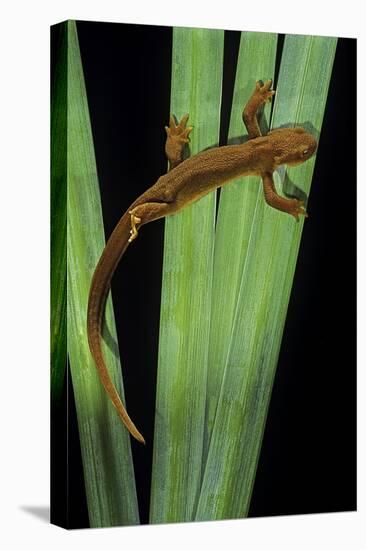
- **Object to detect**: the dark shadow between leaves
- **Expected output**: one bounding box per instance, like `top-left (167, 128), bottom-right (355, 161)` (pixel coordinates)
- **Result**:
top-left (101, 315), bottom-right (120, 359)
top-left (282, 172), bottom-right (308, 204)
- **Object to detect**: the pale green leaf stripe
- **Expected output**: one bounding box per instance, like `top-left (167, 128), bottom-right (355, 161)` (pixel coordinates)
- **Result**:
top-left (149, 27), bottom-right (224, 524)
top-left (196, 34), bottom-right (337, 520)
top-left (203, 31), bottom-right (278, 467)
top-left (66, 20), bottom-right (139, 527)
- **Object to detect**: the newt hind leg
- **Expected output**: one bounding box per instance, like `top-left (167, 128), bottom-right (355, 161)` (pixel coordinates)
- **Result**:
top-left (128, 212), bottom-right (142, 242)
top-left (243, 79), bottom-right (275, 139)
top-left (128, 201), bottom-right (178, 243)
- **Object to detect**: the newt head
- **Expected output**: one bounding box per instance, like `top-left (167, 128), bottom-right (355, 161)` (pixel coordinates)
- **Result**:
top-left (269, 127), bottom-right (317, 167)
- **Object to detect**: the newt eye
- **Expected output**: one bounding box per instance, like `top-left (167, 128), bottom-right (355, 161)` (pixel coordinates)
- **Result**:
top-left (302, 149), bottom-right (309, 156)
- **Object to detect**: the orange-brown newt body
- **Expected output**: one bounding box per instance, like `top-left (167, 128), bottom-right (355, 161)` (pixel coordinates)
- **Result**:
top-left (87, 80), bottom-right (317, 444)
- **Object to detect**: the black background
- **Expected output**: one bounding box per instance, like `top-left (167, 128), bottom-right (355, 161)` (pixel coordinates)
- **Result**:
top-left (52, 21), bottom-right (356, 528)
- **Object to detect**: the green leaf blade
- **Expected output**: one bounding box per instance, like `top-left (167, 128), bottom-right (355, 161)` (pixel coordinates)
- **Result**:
top-left (51, 23), bottom-right (68, 403)
top-left (196, 33), bottom-right (337, 521)
top-left (149, 27), bottom-right (224, 524)
top-left (203, 31), bottom-right (278, 465)
top-left (66, 20), bottom-right (139, 528)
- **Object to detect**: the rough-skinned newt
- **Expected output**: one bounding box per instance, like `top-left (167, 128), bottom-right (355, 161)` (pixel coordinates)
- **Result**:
top-left (87, 80), bottom-right (317, 444)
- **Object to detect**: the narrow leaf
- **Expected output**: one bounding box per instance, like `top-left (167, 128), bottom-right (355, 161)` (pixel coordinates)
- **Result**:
top-left (51, 23), bottom-right (67, 403)
top-left (203, 31), bottom-right (278, 465)
top-left (149, 27), bottom-right (224, 524)
top-left (66, 20), bottom-right (139, 527)
top-left (196, 33), bottom-right (337, 521)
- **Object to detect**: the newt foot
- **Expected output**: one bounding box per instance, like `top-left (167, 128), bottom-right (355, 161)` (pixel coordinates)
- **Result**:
top-left (165, 113), bottom-right (193, 167)
top-left (165, 113), bottom-right (193, 141)
top-left (255, 79), bottom-right (275, 104)
top-left (288, 199), bottom-right (308, 221)
top-left (128, 211), bottom-right (142, 243)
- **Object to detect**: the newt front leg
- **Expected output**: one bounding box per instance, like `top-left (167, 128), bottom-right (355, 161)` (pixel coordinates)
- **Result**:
top-left (262, 171), bottom-right (308, 220)
top-left (243, 79), bottom-right (275, 139)
top-left (165, 113), bottom-right (193, 170)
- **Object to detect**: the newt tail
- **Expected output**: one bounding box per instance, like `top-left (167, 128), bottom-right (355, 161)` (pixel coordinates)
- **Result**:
top-left (87, 206), bottom-right (146, 444)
